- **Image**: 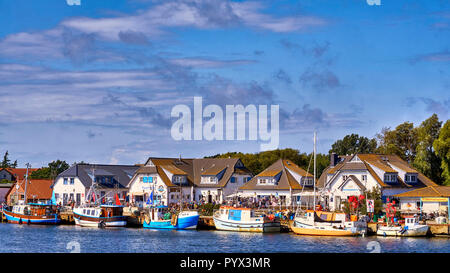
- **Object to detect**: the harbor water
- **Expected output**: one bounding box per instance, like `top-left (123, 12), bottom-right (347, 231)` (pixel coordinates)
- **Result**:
top-left (0, 223), bottom-right (450, 253)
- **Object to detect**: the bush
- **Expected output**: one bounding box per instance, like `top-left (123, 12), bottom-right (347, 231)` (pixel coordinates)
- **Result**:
top-left (198, 203), bottom-right (221, 216)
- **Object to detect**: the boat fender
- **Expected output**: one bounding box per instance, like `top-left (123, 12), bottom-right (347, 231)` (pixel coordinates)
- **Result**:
top-left (19, 218), bottom-right (22, 225)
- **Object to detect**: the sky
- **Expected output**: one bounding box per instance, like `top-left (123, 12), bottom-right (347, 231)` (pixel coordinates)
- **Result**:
top-left (0, 0), bottom-right (449, 168)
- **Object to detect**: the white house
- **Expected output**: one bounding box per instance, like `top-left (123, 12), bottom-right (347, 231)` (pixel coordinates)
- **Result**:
top-left (320, 153), bottom-right (438, 211)
top-left (127, 157), bottom-right (253, 207)
top-left (239, 159), bottom-right (314, 207)
top-left (52, 163), bottom-right (139, 206)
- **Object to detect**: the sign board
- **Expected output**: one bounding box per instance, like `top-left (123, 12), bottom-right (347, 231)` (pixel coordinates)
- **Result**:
top-left (366, 199), bottom-right (374, 213)
top-left (421, 197), bottom-right (449, 202)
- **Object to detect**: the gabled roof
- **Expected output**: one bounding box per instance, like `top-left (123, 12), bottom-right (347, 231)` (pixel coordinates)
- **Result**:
top-left (56, 164), bottom-right (139, 189)
top-left (338, 175), bottom-right (366, 192)
top-left (7, 179), bottom-right (53, 200)
top-left (136, 157), bottom-right (252, 188)
top-left (0, 168), bottom-right (39, 179)
top-left (394, 186), bottom-right (450, 198)
top-left (357, 154), bottom-right (397, 173)
top-left (239, 159), bottom-right (312, 191)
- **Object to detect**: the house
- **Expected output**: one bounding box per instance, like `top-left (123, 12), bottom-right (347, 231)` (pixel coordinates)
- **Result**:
top-left (0, 168), bottom-right (39, 182)
top-left (6, 179), bottom-right (53, 205)
top-left (0, 183), bottom-right (13, 203)
top-left (52, 163), bottom-right (140, 206)
top-left (320, 153), bottom-right (438, 211)
top-left (239, 159), bottom-right (314, 207)
top-left (127, 157), bottom-right (253, 207)
top-left (394, 186), bottom-right (450, 216)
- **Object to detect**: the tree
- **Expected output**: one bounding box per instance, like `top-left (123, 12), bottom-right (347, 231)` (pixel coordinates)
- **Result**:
top-left (376, 122), bottom-right (418, 163)
top-left (413, 114), bottom-right (442, 184)
top-left (1, 151), bottom-right (11, 168)
top-left (434, 120), bottom-right (450, 185)
top-left (329, 134), bottom-right (377, 155)
top-left (30, 160), bottom-right (70, 180)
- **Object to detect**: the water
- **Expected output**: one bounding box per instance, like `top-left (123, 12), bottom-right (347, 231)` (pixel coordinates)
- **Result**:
top-left (0, 223), bottom-right (449, 253)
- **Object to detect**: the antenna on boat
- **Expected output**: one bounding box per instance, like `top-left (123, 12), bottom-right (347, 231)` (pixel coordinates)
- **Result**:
top-left (24, 163), bottom-right (31, 205)
top-left (313, 131), bottom-right (316, 211)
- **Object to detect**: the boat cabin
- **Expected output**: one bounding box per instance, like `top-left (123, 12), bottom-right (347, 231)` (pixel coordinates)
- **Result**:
top-left (12, 203), bottom-right (57, 217)
top-left (81, 205), bottom-right (123, 218)
top-left (216, 206), bottom-right (262, 222)
top-left (404, 216), bottom-right (420, 227)
top-left (149, 205), bottom-right (173, 221)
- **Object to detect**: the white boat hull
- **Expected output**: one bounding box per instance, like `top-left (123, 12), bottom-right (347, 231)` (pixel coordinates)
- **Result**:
top-left (74, 218), bottom-right (127, 227)
top-left (377, 225), bottom-right (429, 237)
top-left (213, 217), bottom-right (280, 233)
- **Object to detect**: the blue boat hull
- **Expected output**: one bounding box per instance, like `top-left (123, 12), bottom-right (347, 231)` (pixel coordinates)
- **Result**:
top-left (143, 214), bottom-right (199, 230)
top-left (3, 210), bottom-right (61, 225)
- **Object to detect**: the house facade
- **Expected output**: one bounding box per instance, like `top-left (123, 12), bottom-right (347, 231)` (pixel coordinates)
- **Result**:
top-left (394, 186), bottom-right (450, 215)
top-left (127, 157), bottom-right (253, 207)
top-left (239, 159), bottom-right (314, 207)
top-left (52, 164), bottom-right (139, 206)
top-left (6, 179), bottom-right (53, 205)
top-left (320, 153), bottom-right (438, 211)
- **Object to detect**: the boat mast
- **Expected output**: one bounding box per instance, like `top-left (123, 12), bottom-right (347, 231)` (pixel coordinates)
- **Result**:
top-left (24, 163), bottom-right (30, 204)
top-left (313, 132), bottom-right (316, 210)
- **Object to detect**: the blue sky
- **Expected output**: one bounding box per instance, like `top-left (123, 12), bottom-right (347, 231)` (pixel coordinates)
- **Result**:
top-left (0, 0), bottom-right (449, 167)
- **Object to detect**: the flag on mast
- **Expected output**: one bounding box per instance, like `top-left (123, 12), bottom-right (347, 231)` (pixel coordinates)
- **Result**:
top-left (146, 191), bottom-right (153, 205)
top-left (115, 193), bottom-right (121, 206)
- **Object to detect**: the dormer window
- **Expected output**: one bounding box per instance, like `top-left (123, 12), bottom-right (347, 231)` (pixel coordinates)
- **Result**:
top-left (384, 173), bottom-right (397, 183)
top-left (201, 176), bottom-right (217, 184)
top-left (301, 177), bottom-right (314, 186)
top-left (173, 175), bottom-right (186, 185)
top-left (257, 177), bottom-right (276, 185)
top-left (405, 174), bottom-right (417, 184)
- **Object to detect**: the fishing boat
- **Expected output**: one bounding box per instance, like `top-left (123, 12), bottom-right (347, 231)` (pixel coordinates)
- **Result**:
top-left (72, 166), bottom-right (127, 227)
top-left (143, 205), bottom-right (199, 230)
top-left (291, 210), bottom-right (365, 236)
top-left (2, 163), bottom-right (61, 225)
top-left (3, 203), bottom-right (61, 225)
top-left (291, 132), bottom-right (367, 236)
top-left (73, 203), bottom-right (127, 227)
top-left (213, 206), bottom-right (281, 233)
top-left (377, 216), bottom-right (429, 237)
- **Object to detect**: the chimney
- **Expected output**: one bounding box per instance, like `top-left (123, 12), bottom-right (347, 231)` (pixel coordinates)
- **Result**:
top-left (330, 153), bottom-right (339, 167)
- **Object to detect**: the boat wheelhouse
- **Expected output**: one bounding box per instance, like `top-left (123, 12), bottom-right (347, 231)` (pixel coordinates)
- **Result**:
top-left (143, 205), bottom-right (199, 230)
top-left (73, 204), bottom-right (127, 227)
top-left (2, 203), bottom-right (61, 225)
top-left (213, 206), bottom-right (281, 233)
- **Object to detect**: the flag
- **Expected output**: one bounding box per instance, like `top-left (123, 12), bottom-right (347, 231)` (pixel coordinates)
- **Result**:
top-left (50, 190), bottom-right (56, 205)
top-left (115, 193), bottom-right (121, 206)
top-left (146, 191), bottom-right (153, 205)
top-left (92, 192), bottom-right (96, 202)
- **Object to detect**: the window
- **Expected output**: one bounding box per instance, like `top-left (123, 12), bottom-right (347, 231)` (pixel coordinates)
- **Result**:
top-left (405, 174), bottom-right (417, 183)
top-left (384, 173), bottom-right (397, 183)
top-left (362, 175), bottom-right (367, 182)
top-left (342, 175), bottom-right (348, 181)
top-left (55, 193), bottom-right (59, 202)
top-left (258, 178), bottom-right (267, 184)
top-left (70, 178), bottom-right (74, 185)
top-left (63, 178), bottom-right (68, 185)
top-left (230, 177), bottom-right (236, 183)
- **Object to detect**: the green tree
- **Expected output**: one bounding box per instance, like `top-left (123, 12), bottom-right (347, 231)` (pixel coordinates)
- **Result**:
top-left (1, 150), bottom-right (11, 168)
top-left (329, 134), bottom-right (377, 155)
top-left (30, 160), bottom-right (70, 180)
top-left (434, 120), bottom-right (450, 185)
top-left (377, 122), bottom-right (418, 163)
top-left (413, 114), bottom-right (443, 184)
